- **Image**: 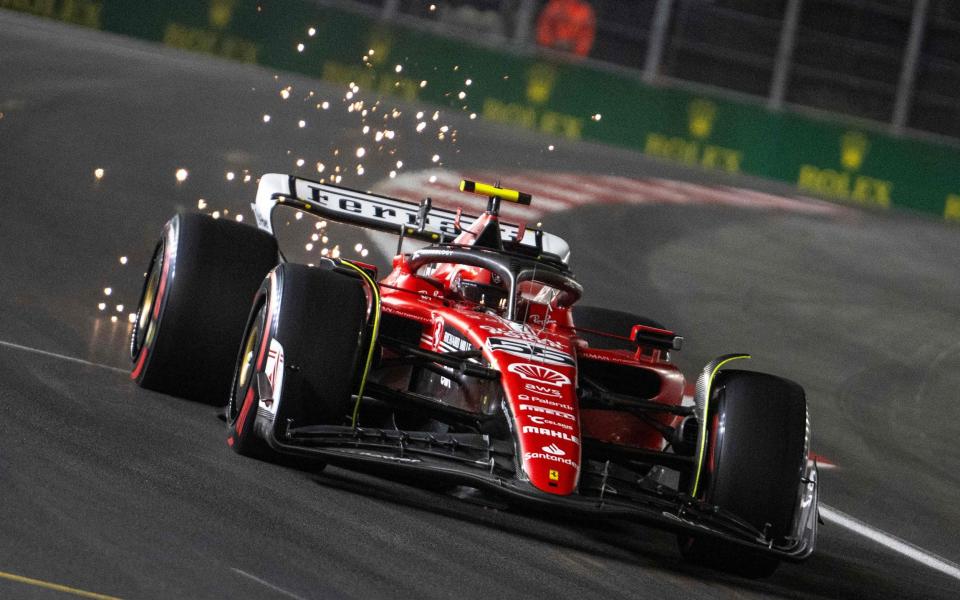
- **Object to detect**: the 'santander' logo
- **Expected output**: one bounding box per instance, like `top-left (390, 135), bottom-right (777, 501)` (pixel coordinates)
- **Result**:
top-left (524, 451), bottom-right (578, 468)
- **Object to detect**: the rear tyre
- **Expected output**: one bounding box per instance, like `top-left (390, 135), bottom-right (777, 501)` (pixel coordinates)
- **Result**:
top-left (226, 263), bottom-right (368, 459)
top-left (572, 305), bottom-right (665, 351)
top-left (130, 213), bottom-right (278, 403)
top-left (679, 370), bottom-right (807, 578)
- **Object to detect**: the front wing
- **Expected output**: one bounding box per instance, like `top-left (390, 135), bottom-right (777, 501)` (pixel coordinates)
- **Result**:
top-left (261, 419), bottom-right (818, 561)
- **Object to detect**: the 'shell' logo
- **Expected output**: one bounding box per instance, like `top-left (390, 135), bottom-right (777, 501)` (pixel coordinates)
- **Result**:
top-left (507, 363), bottom-right (571, 387)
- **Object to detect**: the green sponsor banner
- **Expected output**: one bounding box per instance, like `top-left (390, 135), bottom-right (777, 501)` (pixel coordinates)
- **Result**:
top-left (6, 0), bottom-right (960, 221)
top-left (0, 0), bottom-right (103, 27)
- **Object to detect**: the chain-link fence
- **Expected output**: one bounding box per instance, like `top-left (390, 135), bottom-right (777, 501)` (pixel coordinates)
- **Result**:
top-left (334, 0), bottom-right (960, 143)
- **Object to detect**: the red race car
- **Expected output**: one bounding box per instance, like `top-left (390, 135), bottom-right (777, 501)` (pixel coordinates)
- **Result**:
top-left (131, 174), bottom-right (818, 577)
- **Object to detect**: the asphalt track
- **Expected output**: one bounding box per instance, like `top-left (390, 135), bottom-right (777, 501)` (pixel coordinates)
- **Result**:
top-left (1, 10), bottom-right (959, 599)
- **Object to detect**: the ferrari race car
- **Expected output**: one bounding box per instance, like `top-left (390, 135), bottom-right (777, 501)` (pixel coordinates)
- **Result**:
top-left (130, 174), bottom-right (818, 577)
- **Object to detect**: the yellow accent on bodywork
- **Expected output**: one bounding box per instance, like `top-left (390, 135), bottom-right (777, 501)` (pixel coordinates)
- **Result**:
top-left (459, 179), bottom-right (531, 204)
top-left (690, 354), bottom-right (751, 497)
top-left (340, 260), bottom-right (382, 429)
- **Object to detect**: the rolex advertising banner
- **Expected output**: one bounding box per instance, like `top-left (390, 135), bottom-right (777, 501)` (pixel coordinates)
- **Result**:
top-left (4, 0), bottom-right (960, 221)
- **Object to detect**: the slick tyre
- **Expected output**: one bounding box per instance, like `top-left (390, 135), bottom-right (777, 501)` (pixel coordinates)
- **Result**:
top-left (130, 213), bottom-right (278, 403)
top-left (679, 370), bottom-right (807, 578)
top-left (572, 305), bottom-right (665, 351)
top-left (226, 263), bottom-right (368, 458)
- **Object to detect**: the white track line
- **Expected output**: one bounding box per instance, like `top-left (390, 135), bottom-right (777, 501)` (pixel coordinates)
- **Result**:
top-left (0, 339), bottom-right (127, 374)
top-left (231, 568), bottom-right (308, 600)
top-left (820, 504), bottom-right (960, 581)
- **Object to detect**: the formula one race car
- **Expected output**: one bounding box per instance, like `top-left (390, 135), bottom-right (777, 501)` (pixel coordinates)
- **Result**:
top-left (130, 174), bottom-right (818, 577)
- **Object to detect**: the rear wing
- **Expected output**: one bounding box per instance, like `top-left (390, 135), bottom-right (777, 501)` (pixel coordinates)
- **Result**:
top-left (252, 173), bottom-right (571, 263)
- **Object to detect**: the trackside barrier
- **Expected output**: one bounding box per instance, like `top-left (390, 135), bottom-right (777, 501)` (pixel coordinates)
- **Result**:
top-left (5, 0), bottom-right (960, 222)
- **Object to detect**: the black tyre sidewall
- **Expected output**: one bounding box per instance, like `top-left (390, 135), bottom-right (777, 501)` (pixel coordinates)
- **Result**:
top-left (680, 369), bottom-right (807, 578)
top-left (271, 264), bottom-right (369, 428)
top-left (131, 213), bottom-right (278, 403)
top-left (227, 263), bottom-right (368, 455)
top-left (707, 370), bottom-right (807, 538)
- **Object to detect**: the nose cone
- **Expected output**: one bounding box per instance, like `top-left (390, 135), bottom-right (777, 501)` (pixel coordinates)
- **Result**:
top-left (501, 360), bottom-right (581, 495)
top-left (521, 438), bottom-right (581, 494)
top-left (474, 319), bottom-right (582, 495)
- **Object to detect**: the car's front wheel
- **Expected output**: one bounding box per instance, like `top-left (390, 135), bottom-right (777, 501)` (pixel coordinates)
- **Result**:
top-left (679, 369), bottom-right (807, 578)
top-left (226, 263), bottom-right (369, 458)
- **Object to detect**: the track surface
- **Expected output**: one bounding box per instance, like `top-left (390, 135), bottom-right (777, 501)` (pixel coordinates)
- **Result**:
top-left (1, 11), bottom-right (959, 599)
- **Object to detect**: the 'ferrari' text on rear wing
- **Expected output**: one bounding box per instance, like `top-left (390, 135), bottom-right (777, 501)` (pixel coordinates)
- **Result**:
top-left (252, 173), bottom-right (570, 262)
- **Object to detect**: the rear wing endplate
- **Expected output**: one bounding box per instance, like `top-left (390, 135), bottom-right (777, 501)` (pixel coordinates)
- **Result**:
top-left (252, 174), bottom-right (570, 263)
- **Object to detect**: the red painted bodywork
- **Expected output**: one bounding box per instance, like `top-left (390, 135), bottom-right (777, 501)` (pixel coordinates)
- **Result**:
top-left (375, 211), bottom-right (686, 496)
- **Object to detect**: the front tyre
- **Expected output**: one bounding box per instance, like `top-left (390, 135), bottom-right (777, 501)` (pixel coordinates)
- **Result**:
top-left (679, 370), bottom-right (807, 578)
top-left (227, 263), bottom-right (368, 458)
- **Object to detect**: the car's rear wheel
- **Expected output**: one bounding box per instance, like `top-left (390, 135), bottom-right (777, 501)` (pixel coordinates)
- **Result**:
top-left (572, 305), bottom-right (665, 351)
top-left (130, 212), bottom-right (278, 403)
top-left (679, 369), bottom-right (807, 578)
top-left (226, 263), bottom-right (368, 458)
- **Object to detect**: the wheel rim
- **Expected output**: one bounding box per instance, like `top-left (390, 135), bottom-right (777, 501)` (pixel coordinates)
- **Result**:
top-left (131, 241), bottom-right (163, 360)
top-left (230, 300), bottom-right (266, 422)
